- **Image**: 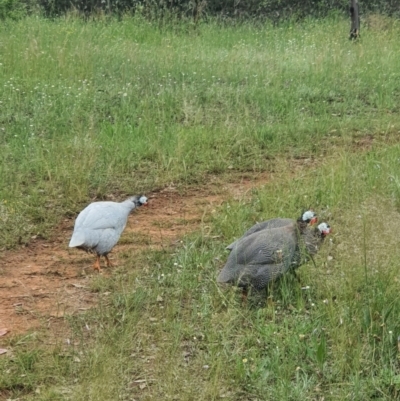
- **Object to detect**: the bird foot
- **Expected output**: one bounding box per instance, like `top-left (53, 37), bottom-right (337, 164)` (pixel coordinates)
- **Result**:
top-left (92, 257), bottom-right (101, 272)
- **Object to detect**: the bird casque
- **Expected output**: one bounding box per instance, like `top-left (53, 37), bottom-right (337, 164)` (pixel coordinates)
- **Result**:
top-left (69, 195), bottom-right (148, 271)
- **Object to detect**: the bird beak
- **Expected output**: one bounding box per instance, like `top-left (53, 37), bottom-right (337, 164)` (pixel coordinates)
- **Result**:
top-left (310, 216), bottom-right (318, 225)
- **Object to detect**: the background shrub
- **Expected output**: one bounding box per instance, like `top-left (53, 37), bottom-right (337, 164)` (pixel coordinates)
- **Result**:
top-left (2, 0), bottom-right (399, 21)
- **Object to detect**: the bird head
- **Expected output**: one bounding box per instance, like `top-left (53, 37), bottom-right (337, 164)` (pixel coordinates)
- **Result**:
top-left (317, 222), bottom-right (331, 238)
top-left (138, 195), bottom-right (148, 206)
top-left (128, 195), bottom-right (148, 207)
top-left (301, 210), bottom-right (318, 225)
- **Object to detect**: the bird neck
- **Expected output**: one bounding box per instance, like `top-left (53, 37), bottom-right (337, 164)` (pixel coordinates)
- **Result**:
top-left (296, 220), bottom-right (309, 233)
top-left (300, 226), bottom-right (324, 255)
top-left (122, 199), bottom-right (138, 211)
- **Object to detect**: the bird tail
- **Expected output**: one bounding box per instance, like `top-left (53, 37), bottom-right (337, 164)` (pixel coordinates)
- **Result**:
top-left (225, 241), bottom-right (236, 251)
top-left (69, 231), bottom-right (85, 248)
top-left (217, 267), bottom-right (232, 283)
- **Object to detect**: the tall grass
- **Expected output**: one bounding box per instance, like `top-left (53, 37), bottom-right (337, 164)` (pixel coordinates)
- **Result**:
top-left (1, 15), bottom-right (400, 247)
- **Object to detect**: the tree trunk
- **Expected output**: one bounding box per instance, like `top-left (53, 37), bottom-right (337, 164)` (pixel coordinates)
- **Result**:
top-left (349, 0), bottom-right (360, 40)
top-left (193, 0), bottom-right (207, 25)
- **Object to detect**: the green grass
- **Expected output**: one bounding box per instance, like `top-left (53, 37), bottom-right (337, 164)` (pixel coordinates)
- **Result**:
top-left (1, 14), bottom-right (400, 247)
top-left (2, 14), bottom-right (400, 401)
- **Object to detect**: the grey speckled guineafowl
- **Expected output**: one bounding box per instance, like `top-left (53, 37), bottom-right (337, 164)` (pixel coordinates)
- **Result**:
top-left (226, 210), bottom-right (318, 251)
top-left (217, 220), bottom-right (331, 292)
top-left (69, 195), bottom-right (148, 271)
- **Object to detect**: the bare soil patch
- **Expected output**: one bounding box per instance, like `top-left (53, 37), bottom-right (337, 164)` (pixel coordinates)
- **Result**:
top-left (0, 173), bottom-right (270, 338)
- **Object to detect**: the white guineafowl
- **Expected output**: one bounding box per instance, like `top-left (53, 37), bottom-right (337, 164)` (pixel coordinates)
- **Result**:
top-left (69, 195), bottom-right (148, 271)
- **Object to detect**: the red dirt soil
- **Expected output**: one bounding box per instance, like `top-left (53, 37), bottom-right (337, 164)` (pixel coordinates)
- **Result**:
top-left (0, 174), bottom-right (270, 339)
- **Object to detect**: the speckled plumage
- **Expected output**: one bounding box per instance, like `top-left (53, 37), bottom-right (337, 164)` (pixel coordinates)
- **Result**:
top-left (226, 210), bottom-right (318, 252)
top-left (226, 218), bottom-right (295, 251)
top-left (69, 195), bottom-right (147, 270)
top-left (218, 221), bottom-right (329, 290)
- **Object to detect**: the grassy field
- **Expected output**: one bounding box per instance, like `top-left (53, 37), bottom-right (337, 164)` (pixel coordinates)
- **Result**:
top-left (1, 13), bottom-right (400, 401)
top-left (1, 14), bottom-right (400, 248)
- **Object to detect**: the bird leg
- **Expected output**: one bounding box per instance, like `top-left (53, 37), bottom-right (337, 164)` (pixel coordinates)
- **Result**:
top-left (241, 287), bottom-right (248, 304)
top-left (104, 255), bottom-right (113, 268)
top-left (92, 256), bottom-right (101, 272)
top-left (291, 269), bottom-right (302, 284)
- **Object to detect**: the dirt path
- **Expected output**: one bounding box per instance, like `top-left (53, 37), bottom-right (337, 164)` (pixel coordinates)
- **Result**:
top-left (0, 173), bottom-right (270, 337)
